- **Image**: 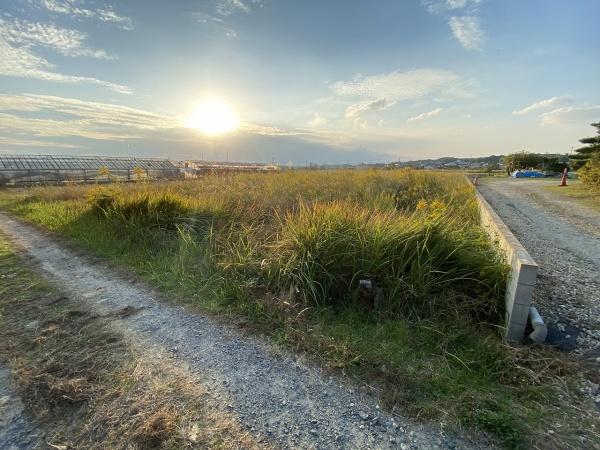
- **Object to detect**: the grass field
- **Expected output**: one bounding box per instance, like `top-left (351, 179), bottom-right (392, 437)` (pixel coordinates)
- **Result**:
top-left (544, 181), bottom-right (600, 212)
top-left (1, 169), bottom-right (598, 449)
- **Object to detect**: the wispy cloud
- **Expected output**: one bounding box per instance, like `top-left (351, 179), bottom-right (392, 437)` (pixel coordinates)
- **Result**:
top-left (345, 98), bottom-right (395, 118)
top-left (448, 15), bottom-right (484, 50)
top-left (330, 69), bottom-right (464, 101)
top-left (408, 107), bottom-right (443, 122)
top-left (0, 135), bottom-right (80, 149)
top-left (215, 0), bottom-right (263, 16)
top-left (0, 18), bottom-right (113, 59)
top-left (422, 0), bottom-right (485, 50)
top-left (0, 93), bottom-right (177, 140)
top-left (191, 13), bottom-right (237, 37)
top-left (540, 105), bottom-right (600, 126)
top-left (193, 0), bottom-right (263, 36)
top-left (0, 37), bottom-right (131, 93)
top-left (0, 93), bottom-right (307, 143)
top-left (422, 0), bottom-right (481, 15)
top-left (36, 0), bottom-right (134, 30)
top-left (512, 96), bottom-right (574, 116)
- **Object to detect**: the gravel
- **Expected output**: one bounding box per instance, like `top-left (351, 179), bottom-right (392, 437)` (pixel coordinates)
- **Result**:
top-left (478, 179), bottom-right (600, 360)
top-left (0, 212), bottom-right (489, 449)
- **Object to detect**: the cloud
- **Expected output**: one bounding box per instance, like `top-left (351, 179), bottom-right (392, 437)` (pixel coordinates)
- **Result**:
top-left (0, 18), bottom-right (113, 59)
top-left (0, 93), bottom-right (386, 164)
top-left (448, 15), bottom-right (484, 50)
top-left (345, 98), bottom-right (395, 118)
top-left (36, 0), bottom-right (134, 30)
top-left (0, 93), bottom-right (315, 143)
top-left (422, 0), bottom-right (481, 14)
top-left (0, 93), bottom-right (176, 138)
top-left (539, 105), bottom-right (600, 126)
top-left (0, 136), bottom-right (80, 149)
top-left (408, 107), bottom-right (443, 122)
top-left (422, 1), bottom-right (485, 50)
top-left (193, 0), bottom-right (263, 36)
top-left (215, 0), bottom-right (262, 16)
top-left (512, 96), bottom-right (574, 116)
top-left (0, 36), bottom-right (131, 93)
top-left (191, 13), bottom-right (237, 37)
top-left (330, 69), bottom-right (465, 101)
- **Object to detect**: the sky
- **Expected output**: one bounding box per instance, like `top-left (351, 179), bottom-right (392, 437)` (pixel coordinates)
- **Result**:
top-left (1, 0), bottom-right (599, 164)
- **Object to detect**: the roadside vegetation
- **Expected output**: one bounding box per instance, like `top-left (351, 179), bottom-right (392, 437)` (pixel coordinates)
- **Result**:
top-left (0, 234), bottom-right (264, 449)
top-left (1, 169), bottom-right (598, 449)
top-left (572, 121), bottom-right (600, 190)
top-left (544, 180), bottom-right (600, 212)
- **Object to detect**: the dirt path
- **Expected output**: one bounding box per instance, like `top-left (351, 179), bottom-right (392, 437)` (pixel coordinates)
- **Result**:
top-left (0, 364), bottom-right (44, 450)
top-left (478, 179), bottom-right (600, 358)
top-left (0, 212), bottom-right (484, 450)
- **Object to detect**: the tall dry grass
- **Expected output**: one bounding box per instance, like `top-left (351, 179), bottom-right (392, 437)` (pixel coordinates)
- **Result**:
top-left (70, 169), bottom-right (506, 321)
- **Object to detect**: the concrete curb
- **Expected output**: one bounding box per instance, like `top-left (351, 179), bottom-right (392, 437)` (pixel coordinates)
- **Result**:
top-left (475, 190), bottom-right (539, 342)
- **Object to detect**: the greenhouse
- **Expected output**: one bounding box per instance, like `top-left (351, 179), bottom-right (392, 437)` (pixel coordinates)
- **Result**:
top-left (0, 154), bottom-right (181, 186)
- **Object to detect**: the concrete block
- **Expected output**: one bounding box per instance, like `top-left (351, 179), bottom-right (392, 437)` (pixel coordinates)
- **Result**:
top-left (506, 321), bottom-right (527, 343)
top-left (475, 190), bottom-right (539, 343)
top-left (507, 301), bottom-right (530, 327)
top-left (514, 283), bottom-right (535, 307)
top-left (515, 261), bottom-right (538, 286)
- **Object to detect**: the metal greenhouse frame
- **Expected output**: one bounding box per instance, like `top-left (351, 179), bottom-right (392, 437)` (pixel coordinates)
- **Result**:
top-left (0, 154), bottom-right (182, 186)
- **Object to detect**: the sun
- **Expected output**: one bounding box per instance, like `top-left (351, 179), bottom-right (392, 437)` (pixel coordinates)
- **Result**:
top-left (185, 98), bottom-right (240, 135)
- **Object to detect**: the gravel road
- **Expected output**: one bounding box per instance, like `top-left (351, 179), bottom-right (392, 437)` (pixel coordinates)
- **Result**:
top-left (478, 179), bottom-right (600, 359)
top-left (0, 212), bottom-right (489, 450)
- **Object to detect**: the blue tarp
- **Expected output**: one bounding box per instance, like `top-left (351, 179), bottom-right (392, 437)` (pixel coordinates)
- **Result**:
top-left (512, 170), bottom-right (545, 178)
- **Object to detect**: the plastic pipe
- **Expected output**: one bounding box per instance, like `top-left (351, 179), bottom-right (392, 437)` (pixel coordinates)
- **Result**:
top-left (528, 307), bottom-right (547, 344)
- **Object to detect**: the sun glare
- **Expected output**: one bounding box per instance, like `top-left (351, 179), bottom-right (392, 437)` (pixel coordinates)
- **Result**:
top-left (186, 98), bottom-right (240, 135)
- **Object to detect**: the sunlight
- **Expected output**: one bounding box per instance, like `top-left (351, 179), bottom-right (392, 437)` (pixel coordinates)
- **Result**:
top-left (185, 98), bottom-right (240, 135)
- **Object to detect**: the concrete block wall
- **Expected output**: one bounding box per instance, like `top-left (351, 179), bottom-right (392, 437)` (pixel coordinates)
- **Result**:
top-left (475, 191), bottom-right (539, 342)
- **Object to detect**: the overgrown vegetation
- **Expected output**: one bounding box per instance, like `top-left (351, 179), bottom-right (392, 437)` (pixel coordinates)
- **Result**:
top-left (578, 153), bottom-right (600, 190)
top-left (503, 151), bottom-right (569, 173)
top-left (0, 235), bottom-right (263, 449)
top-left (1, 169), bottom-right (598, 449)
top-left (571, 121), bottom-right (600, 190)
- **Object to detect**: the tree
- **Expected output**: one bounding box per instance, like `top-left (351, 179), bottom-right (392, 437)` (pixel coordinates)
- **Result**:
top-left (133, 166), bottom-right (146, 181)
top-left (541, 155), bottom-right (569, 173)
top-left (571, 122), bottom-right (600, 170)
top-left (97, 166), bottom-right (110, 183)
top-left (578, 154), bottom-right (600, 190)
top-left (503, 151), bottom-right (543, 171)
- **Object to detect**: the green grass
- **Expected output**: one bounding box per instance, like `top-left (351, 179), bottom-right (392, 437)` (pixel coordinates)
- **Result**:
top-left (1, 169), bottom-right (598, 449)
top-left (544, 181), bottom-right (600, 212)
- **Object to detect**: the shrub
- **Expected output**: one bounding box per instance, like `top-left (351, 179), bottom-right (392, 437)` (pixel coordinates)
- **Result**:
top-left (88, 188), bottom-right (191, 230)
top-left (87, 187), bottom-right (121, 214)
top-left (578, 154), bottom-right (600, 190)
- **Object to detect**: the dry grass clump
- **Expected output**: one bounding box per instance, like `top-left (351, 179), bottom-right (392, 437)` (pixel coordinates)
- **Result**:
top-left (269, 200), bottom-right (505, 320)
top-left (82, 356), bottom-right (262, 450)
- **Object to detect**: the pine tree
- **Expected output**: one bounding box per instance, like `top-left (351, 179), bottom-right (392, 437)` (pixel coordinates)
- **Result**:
top-left (571, 122), bottom-right (600, 170)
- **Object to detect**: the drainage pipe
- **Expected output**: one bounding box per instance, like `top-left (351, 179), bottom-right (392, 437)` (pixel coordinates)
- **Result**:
top-left (528, 307), bottom-right (547, 344)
